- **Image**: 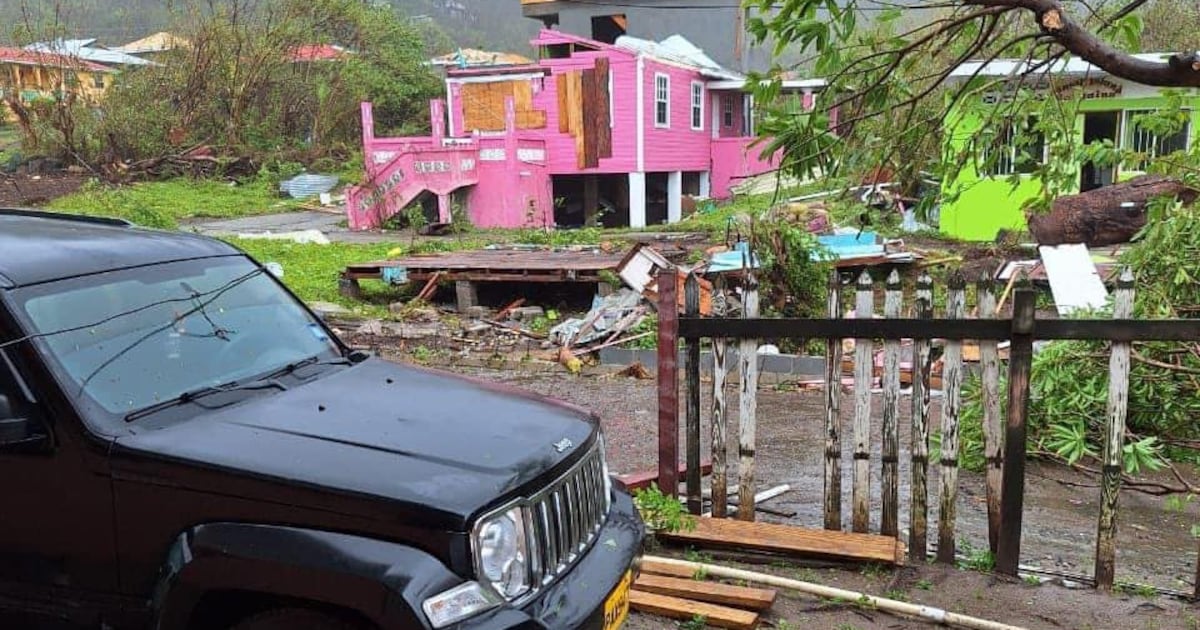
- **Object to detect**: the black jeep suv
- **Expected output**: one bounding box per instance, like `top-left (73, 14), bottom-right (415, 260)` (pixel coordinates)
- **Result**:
top-left (0, 209), bottom-right (642, 630)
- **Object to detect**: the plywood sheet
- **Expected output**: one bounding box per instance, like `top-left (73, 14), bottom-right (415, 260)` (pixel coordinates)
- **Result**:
top-left (657, 517), bottom-right (906, 565)
top-left (1039, 243), bottom-right (1109, 316)
top-left (629, 590), bottom-right (759, 629)
top-left (461, 80), bottom-right (544, 132)
top-left (633, 574), bottom-right (776, 611)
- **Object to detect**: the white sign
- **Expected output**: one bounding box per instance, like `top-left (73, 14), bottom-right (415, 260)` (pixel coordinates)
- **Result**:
top-left (372, 151), bottom-right (398, 165)
top-left (517, 148), bottom-right (546, 163)
top-left (460, 159), bottom-right (476, 171)
top-left (480, 149), bottom-right (506, 162)
top-left (414, 161), bottom-right (450, 174)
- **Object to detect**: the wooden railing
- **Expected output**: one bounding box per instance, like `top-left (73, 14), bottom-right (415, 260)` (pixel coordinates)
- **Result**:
top-left (654, 266), bottom-right (1200, 593)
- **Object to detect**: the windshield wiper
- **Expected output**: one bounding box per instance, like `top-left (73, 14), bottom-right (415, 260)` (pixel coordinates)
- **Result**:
top-left (123, 355), bottom-right (354, 423)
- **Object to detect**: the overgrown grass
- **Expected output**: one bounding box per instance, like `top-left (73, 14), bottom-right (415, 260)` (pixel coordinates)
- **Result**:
top-left (48, 177), bottom-right (308, 229)
top-left (224, 237), bottom-right (407, 317)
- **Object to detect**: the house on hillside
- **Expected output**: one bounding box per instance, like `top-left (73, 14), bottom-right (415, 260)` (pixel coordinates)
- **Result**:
top-left (518, 0), bottom-right (773, 73)
top-left (429, 48), bottom-right (534, 72)
top-left (345, 29), bottom-right (828, 231)
top-left (0, 46), bottom-right (117, 108)
top-left (940, 54), bottom-right (1200, 241)
top-left (112, 32), bottom-right (190, 63)
top-left (25, 39), bottom-right (155, 69)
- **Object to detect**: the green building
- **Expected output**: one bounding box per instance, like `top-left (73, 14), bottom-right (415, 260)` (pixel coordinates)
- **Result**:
top-left (939, 54), bottom-right (1199, 241)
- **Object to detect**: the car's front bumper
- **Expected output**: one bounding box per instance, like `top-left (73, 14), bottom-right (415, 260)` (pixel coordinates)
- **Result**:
top-left (458, 485), bottom-right (645, 629)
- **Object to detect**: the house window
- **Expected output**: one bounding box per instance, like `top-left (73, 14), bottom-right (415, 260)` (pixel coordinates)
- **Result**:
top-left (691, 82), bottom-right (704, 130)
top-left (92, 74), bottom-right (105, 89)
top-left (722, 95), bottom-right (735, 128)
top-left (654, 73), bottom-right (670, 128)
top-left (1124, 109), bottom-right (1189, 170)
top-left (982, 118), bottom-right (1044, 176)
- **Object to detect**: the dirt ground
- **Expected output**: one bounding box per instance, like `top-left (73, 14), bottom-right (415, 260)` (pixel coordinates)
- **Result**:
top-left (377, 347), bottom-right (1200, 630)
top-left (0, 172), bottom-right (87, 207)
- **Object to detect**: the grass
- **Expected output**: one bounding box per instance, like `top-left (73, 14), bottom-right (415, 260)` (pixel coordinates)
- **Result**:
top-left (224, 237), bottom-right (408, 317)
top-left (48, 176), bottom-right (309, 229)
top-left (0, 124), bottom-right (19, 167)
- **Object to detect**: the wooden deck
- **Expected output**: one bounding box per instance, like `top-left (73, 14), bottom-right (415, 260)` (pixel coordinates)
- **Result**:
top-left (344, 249), bottom-right (626, 284)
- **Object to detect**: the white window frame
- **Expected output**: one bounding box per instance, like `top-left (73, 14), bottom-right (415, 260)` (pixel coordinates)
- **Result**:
top-left (690, 81), bottom-right (704, 131)
top-left (1121, 108), bottom-right (1191, 171)
top-left (608, 69), bottom-right (615, 128)
top-left (654, 73), bottom-right (670, 128)
top-left (722, 94), bottom-right (735, 129)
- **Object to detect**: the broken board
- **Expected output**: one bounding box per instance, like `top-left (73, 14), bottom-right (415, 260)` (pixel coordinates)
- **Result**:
top-left (1039, 243), bottom-right (1109, 316)
top-left (629, 590), bottom-right (759, 629)
top-left (657, 517), bottom-right (906, 565)
top-left (633, 574), bottom-right (777, 611)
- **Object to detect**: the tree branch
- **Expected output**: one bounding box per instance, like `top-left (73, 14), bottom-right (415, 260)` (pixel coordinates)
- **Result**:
top-left (965, 0), bottom-right (1200, 86)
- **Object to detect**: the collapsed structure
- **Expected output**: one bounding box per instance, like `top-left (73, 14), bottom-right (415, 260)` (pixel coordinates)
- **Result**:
top-left (346, 29), bottom-right (829, 230)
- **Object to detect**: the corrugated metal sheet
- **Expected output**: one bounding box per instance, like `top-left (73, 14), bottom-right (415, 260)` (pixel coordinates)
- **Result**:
top-left (280, 174), bottom-right (340, 199)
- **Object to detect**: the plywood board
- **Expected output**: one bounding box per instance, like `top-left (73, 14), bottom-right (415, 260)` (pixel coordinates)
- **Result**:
top-left (639, 558), bottom-right (702, 579)
top-left (633, 574), bottom-right (776, 611)
top-left (657, 517), bottom-right (906, 565)
top-left (1039, 243), bottom-right (1109, 316)
top-left (566, 71), bottom-right (585, 168)
top-left (629, 590), bottom-right (759, 629)
top-left (462, 80), bottom-right (544, 132)
top-left (582, 67), bottom-right (600, 168)
top-left (594, 57), bottom-right (613, 160)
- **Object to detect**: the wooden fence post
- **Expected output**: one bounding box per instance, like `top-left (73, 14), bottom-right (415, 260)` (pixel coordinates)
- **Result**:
top-left (656, 269), bottom-right (680, 498)
top-left (997, 288), bottom-right (1036, 576)
top-left (978, 276), bottom-right (1003, 555)
top-left (738, 271), bottom-right (760, 521)
top-left (684, 273), bottom-right (702, 515)
top-left (937, 272), bottom-right (966, 564)
top-left (910, 275), bottom-right (933, 562)
top-left (881, 270), bottom-right (902, 538)
top-left (1095, 268), bottom-right (1135, 589)
top-left (711, 275), bottom-right (729, 518)
top-left (824, 270), bottom-right (843, 531)
top-left (852, 270), bottom-right (875, 533)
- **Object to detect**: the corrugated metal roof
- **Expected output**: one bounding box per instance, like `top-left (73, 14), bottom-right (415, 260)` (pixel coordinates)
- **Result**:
top-left (615, 34), bottom-right (742, 80)
top-left (26, 40), bottom-right (154, 66)
top-left (0, 46), bottom-right (115, 73)
top-left (949, 53), bottom-right (1177, 80)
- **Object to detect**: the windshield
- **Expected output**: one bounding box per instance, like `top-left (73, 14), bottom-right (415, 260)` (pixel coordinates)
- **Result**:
top-left (11, 256), bottom-right (341, 416)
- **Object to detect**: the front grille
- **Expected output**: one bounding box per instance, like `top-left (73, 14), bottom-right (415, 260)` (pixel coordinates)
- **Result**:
top-left (525, 441), bottom-right (611, 586)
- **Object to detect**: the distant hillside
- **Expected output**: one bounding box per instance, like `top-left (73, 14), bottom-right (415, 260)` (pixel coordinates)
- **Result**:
top-left (0, 0), bottom-right (538, 55)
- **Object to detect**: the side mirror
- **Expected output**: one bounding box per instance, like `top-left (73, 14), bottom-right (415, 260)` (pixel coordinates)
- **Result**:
top-left (0, 394), bottom-right (47, 451)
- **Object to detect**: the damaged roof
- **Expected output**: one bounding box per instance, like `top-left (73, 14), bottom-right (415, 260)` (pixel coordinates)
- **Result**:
top-left (0, 46), bottom-right (115, 73)
top-left (430, 48), bottom-right (533, 68)
top-left (950, 53), bottom-right (1181, 80)
top-left (25, 39), bottom-right (154, 66)
top-left (615, 33), bottom-right (743, 81)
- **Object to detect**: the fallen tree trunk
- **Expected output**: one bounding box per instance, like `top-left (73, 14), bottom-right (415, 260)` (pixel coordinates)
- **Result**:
top-left (1027, 175), bottom-right (1198, 247)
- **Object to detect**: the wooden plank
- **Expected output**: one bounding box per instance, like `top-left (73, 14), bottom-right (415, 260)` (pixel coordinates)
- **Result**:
top-left (1040, 243), bottom-right (1108, 315)
top-left (595, 57), bottom-right (613, 159)
top-left (978, 277), bottom-right (1003, 555)
top-left (567, 71), bottom-right (585, 169)
top-left (851, 270), bottom-right (874, 533)
top-left (678, 316), bottom-right (1200, 343)
top-left (1095, 267), bottom-right (1135, 590)
top-left (881, 270), bottom-right (902, 538)
top-left (711, 275), bottom-right (730, 519)
top-left (738, 272), bottom-right (760, 521)
top-left (997, 289), bottom-right (1035, 576)
top-left (640, 557), bottom-right (702, 579)
top-left (937, 273), bottom-right (966, 564)
top-left (633, 574), bottom-right (777, 611)
top-left (823, 270), bottom-right (843, 531)
top-left (909, 275), bottom-right (933, 563)
top-left (685, 274), bottom-right (703, 515)
top-left (629, 590), bottom-right (759, 630)
top-left (581, 67), bottom-right (599, 169)
top-left (557, 73), bottom-right (570, 133)
top-left (657, 269), bottom-right (681, 499)
top-left (618, 461), bottom-right (712, 491)
top-left (657, 517), bottom-right (906, 565)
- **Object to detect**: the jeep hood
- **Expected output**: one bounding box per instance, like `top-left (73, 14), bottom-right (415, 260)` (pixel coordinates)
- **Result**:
top-left (111, 358), bottom-right (598, 530)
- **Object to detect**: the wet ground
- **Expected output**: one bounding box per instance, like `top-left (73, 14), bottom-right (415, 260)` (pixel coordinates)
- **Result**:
top-left (389, 350), bottom-right (1200, 629)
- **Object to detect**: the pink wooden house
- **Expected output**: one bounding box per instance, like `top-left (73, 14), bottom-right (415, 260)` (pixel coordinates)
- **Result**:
top-left (346, 29), bottom-right (828, 230)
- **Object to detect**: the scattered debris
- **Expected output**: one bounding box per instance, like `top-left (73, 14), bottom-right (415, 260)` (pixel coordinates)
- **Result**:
top-left (656, 517), bottom-right (907, 565)
top-left (1039, 243), bottom-right (1108, 315)
top-left (549, 289), bottom-right (646, 347)
top-left (279, 173), bottom-right (340, 199)
top-left (235, 229), bottom-right (331, 245)
top-left (617, 362), bottom-right (653, 379)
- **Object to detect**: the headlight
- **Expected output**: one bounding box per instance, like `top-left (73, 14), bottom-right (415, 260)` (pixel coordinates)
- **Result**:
top-left (474, 505), bottom-right (531, 599)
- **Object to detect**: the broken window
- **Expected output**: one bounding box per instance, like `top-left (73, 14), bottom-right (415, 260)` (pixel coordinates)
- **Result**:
top-left (1124, 109), bottom-right (1190, 170)
top-left (590, 14), bottom-right (627, 45)
top-left (981, 117), bottom-right (1044, 177)
top-left (655, 74), bottom-right (670, 128)
top-left (691, 82), bottom-right (704, 130)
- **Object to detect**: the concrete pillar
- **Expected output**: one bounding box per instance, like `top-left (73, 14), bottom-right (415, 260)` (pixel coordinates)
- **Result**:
top-left (667, 171), bottom-right (683, 224)
top-left (455, 281), bottom-right (478, 312)
top-left (628, 172), bottom-right (647, 228)
top-left (437, 193), bottom-right (451, 224)
top-left (699, 171), bottom-right (711, 198)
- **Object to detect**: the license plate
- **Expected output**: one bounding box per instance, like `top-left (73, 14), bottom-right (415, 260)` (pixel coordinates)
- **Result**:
top-left (602, 570), bottom-right (632, 630)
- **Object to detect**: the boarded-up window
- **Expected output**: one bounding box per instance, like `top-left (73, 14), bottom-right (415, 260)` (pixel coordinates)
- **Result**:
top-left (460, 79), bottom-right (547, 132)
top-left (557, 58), bottom-right (614, 169)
